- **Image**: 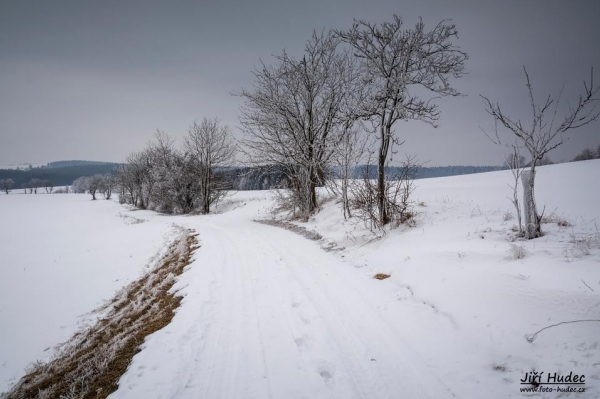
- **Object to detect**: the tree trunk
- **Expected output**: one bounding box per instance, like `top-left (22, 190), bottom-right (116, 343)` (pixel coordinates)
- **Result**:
top-left (202, 168), bottom-right (210, 215)
top-left (521, 169), bottom-right (540, 239)
top-left (342, 177), bottom-right (351, 219)
top-left (377, 151), bottom-right (388, 226)
top-left (309, 180), bottom-right (317, 213)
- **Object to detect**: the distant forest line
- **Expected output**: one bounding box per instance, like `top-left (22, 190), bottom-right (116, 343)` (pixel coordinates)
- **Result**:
top-left (0, 160), bottom-right (503, 189)
top-left (0, 162), bottom-right (122, 187)
top-left (2, 153), bottom-right (599, 192)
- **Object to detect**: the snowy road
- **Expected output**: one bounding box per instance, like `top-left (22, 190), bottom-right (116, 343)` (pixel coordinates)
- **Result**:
top-left (111, 207), bottom-right (455, 399)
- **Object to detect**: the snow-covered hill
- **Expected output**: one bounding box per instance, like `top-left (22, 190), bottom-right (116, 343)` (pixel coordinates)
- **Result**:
top-left (1, 160), bottom-right (599, 398)
top-left (0, 163), bottom-right (45, 171)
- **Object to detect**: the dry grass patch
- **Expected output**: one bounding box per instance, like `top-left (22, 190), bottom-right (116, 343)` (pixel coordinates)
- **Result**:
top-left (507, 244), bottom-right (530, 260)
top-left (373, 273), bottom-right (391, 280)
top-left (5, 227), bottom-right (199, 399)
top-left (540, 211), bottom-right (571, 227)
top-left (255, 219), bottom-right (323, 241)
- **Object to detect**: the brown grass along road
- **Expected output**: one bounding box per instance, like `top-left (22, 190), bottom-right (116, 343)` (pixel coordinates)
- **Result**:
top-left (4, 227), bottom-right (199, 399)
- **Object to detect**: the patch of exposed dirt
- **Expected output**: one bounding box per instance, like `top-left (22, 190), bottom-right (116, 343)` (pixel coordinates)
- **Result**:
top-left (5, 227), bottom-right (199, 399)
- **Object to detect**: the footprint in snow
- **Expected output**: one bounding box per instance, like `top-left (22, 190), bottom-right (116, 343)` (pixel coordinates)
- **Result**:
top-left (294, 337), bottom-right (307, 351)
top-left (317, 362), bottom-right (335, 386)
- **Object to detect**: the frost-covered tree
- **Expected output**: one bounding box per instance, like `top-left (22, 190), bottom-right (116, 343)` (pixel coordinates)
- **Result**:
top-left (572, 147), bottom-right (597, 162)
top-left (42, 180), bottom-right (53, 194)
top-left (72, 176), bottom-right (89, 193)
top-left (503, 145), bottom-right (525, 235)
top-left (116, 155), bottom-right (142, 206)
top-left (504, 153), bottom-right (526, 170)
top-left (88, 175), bottom-right (104, 200)
top-left (239, 31), bottom-right (355, 218)
top-left (336, 16), bottom-right (467, 226)
top-left (118, 126), bottom-right (232, 214)
top-left (185, 118), bottom-right (236, 214)
top-left (99, 175), bottom-right (116, 200)
top-left (28, 178), bottom-right (42, 194)
top-left (166, 151), bottom-right (204, 214)
top-left (0, 178), bottom-right (14, 194)
top-left (136, 131), bottom-right (202, 214)
top-left (482, 67), bottom-right (599, 239)
top-left (334, 125), bottom-right (369, 219)
top-left (118, 149), bottom-right (156, 209)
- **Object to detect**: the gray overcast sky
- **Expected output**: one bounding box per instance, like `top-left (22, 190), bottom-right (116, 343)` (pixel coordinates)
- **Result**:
top-left (1, 0), bottom-right (599, 166)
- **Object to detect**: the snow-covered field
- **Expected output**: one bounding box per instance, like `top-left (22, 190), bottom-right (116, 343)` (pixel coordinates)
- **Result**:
top-left (0, 195), bottom-right (172, 391)
top-left (1, 160), bottom-right (599, 398)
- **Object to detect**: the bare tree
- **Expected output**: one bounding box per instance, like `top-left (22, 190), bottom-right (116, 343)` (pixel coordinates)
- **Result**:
top-left (28, 178), bottom-right (42, 194)
top-left (185, 118), bottom-right (236, 214)
top-left (118, 132), bottom-right (207, 214)
top-left (170, 152), bottom-right (204, 214)
top-left (143, 130), bottom-right (176, 211)
top-left (239, 31), bottom-right (355, 219)
top-left (332, 61), bottom-right (371, 220)
top-left (504, 145), bottom-right (525, 236)
top-left (336, 16), bottom-right (467, 226)
top-left (100, 175), bottom-right (116, 200)
top-left (334, 125), bottom-right (369, 219)
top-left (116, 158), bottom-right (140, 205)
top-left (137, 149), bottom-right (157, 209)
top-left (350, 155), bottom-right (420, 231)
top-left (88, 175), bottom-right (103, 200)
top-left (145, 130), bottom-right (203, 214)
top-left (482, 67), bottom-right (599, 238)
top-left (504, 152), bottom-right (526, 170)
top-left (72, 176), bottom-right (89, 194)
top-left (0, 178), bottom-right (14, 194)
top-left (42, 180), bottom-right (54, 194)
top-left (118, 149), bottom-right (155, 209)
top-left (572, 147), bottom-right (597, 162)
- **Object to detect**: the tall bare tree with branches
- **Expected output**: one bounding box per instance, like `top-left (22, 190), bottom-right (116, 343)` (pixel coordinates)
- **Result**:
top-left (185, 117), bottom-right (236, 214)
top-left (0, 178), bottom-right (14, 194)
top-left (334, 125), bottom-right (369, 219)
top-left (336, 15), bottom-right (467, 226)
top-left (238, 31), bottom-right (356, 220)
top-left (482, 67), bottom-right (599, 238)
top-left (503, 144), bottom-right (526, 236)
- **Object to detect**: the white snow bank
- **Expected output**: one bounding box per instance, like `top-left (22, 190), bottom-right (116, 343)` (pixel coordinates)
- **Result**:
top-left (298, 159), bottom-right (600, 398)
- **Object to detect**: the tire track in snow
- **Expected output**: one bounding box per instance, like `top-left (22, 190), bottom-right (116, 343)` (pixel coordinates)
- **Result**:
top-left (110, 219), bottom-right (455, 399)
top-left (254, 226), bottom-right (455, 399)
